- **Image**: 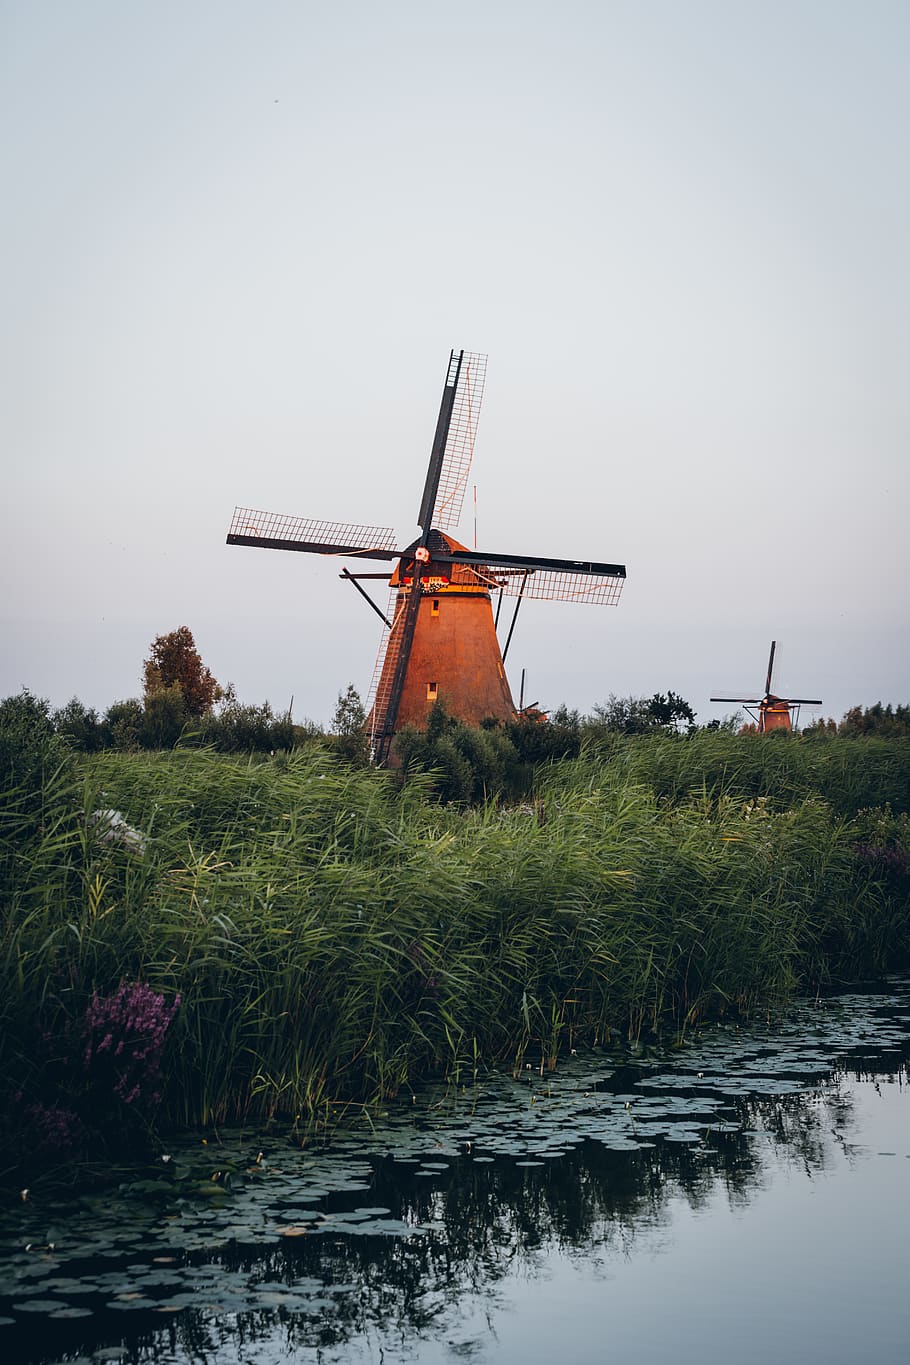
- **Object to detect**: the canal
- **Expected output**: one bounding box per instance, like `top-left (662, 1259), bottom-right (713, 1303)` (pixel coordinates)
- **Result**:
top-left (2, 981), bottom-right (908, 1363)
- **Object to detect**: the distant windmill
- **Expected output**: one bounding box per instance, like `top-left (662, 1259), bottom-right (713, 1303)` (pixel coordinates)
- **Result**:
top-left (227, 350), bottom-right (626, 763)
top-left (710, 641), bottom-right (822, 733)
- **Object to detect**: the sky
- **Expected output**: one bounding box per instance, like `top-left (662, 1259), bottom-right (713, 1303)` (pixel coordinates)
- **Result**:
top-left (2, 0), bottom-right (908, 728)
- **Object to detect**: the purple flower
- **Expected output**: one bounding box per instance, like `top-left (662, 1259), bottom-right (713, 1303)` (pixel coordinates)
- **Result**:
top-left (853, 842), bottom-right (909, 878)
top-left (22, 1102), bottom-right (86, 1156)
top-left (82, 982), bottom-right (181, 1108)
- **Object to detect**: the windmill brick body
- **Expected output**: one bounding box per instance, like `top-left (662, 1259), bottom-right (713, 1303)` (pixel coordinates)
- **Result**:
top-left (711, 641), bottom-right (822, 734)
top-left (378, 529), bottom-right (516, 732)
top-left (227, 350), bottom-right (626, 763)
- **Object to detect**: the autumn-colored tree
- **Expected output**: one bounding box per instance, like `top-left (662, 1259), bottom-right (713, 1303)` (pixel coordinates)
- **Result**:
top-left (143, 627), bottom-right (221, 718)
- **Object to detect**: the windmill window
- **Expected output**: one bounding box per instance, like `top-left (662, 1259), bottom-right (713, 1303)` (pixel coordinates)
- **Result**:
top-left (427, 681), bottom-right (438, 701)
top-left (431, 599), bottom-right (440, 616)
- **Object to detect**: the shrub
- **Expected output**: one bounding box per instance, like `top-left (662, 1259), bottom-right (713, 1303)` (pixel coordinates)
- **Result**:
top-left (139, 684), bottom-right (187, 749)
top-left (194, 698), bottom-right (296, 752)
top-left (507, 709), bottom-right (580, 764)
top-left (102, 698), bottom-right (144, 751)
top-left (53, 697), bottom-right (104, 752)
top-left (0, 691), bottom-right (75, 890)
top-left (393, 704), bottom-right (523, 802)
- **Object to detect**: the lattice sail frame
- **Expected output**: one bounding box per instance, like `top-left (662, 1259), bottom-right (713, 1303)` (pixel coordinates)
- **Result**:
top-left (431, 352), bottom-right (487, 532)
top-left (426, 556), bottom-right (624, 605)
top-left (462, 563), bottom-right (624, 605)
top-left (228, 507), bottom-right (398, 555)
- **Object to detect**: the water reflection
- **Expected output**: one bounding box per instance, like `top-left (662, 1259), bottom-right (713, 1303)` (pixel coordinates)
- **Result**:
top-left (2, 986), bottom-right (909, 1365)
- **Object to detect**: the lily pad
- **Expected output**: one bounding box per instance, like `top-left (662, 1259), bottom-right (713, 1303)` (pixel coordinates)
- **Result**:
top-left (13, 1297), bottom-right (72, 1313)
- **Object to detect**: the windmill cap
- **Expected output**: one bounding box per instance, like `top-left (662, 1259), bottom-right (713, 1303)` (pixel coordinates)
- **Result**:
top-left (402, 529), bottom-right (470, 558)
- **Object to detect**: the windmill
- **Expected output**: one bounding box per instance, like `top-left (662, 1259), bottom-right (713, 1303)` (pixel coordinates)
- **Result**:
top-left (226, 350), bottom-right (626, 763)
top-left (710, 641), bottom-right (822, 733)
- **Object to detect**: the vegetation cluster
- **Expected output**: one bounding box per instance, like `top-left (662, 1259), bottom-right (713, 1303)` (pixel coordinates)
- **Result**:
top-left (2, 683), bottom-right (909, 1181)
top-left (38, 622), bottom-right (910, 805)
top-left (804, 703), bottom-right (910, 738)
top-left (49, 626), bottom-right (304, 757)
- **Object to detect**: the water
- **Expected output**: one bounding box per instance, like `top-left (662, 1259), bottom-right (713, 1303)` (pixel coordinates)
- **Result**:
top-left (2, 984), bottom-right (909, 1364)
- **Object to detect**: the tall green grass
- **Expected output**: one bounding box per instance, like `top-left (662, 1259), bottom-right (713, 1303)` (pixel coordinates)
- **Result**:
top-left (1, 739), bottom-right (908, 1153)
top-left (579, 731), bottom-right (910, 816)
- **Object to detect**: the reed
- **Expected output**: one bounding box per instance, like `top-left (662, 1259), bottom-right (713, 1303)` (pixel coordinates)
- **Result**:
top-left (578, 730), bottom-right (910, 816)
top-left (1, 738), bottom-right (908, 1163)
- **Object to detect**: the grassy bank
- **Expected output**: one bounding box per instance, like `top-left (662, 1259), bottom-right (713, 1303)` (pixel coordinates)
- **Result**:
top-left (1, 736), bottom-right (909, 1170)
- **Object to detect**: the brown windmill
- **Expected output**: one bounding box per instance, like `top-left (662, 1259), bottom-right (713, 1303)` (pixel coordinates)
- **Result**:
top-left (710, 641), bottom-right (822, 733)
top-left (227, 350), bottom-right (626, 762)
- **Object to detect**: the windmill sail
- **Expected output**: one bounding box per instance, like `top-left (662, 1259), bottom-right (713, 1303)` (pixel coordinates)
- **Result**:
top-left (435, 548), bottom-right (626, 605)
top-left (765, 641), bottom-right (777, 696)
top-left (227, 508), bottom-right (398, 559)
top-left (430, 351), bottom-right (487, 532)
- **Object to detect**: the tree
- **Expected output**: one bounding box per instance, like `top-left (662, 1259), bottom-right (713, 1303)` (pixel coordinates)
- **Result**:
top-left (802, 716), bottom-right (839, 738)
top-left (143, 627), bottom-right (220, 718)
top-left (0, 689), bottom-right (72, 814)
top-left (102, 699), bottom-right (144, 751)
top-left (329, 685), bottom-right (369, 766)
top-left (52, 697), bottom-right (104, 752)
top-left (702, 712), bottom-right (743, 734)
top-left (645, 691), bottom-right (696, 732)
top-left (838, 704), bottom-right (910, 739)
top-left (587, 692), bottom-right (696, 736)
top-left (138, 683), bottom-right (186, 749)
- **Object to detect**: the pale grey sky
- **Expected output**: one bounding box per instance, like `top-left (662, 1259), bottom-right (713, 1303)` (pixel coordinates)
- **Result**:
top-left (2, 0), bottom-right (908, 726)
